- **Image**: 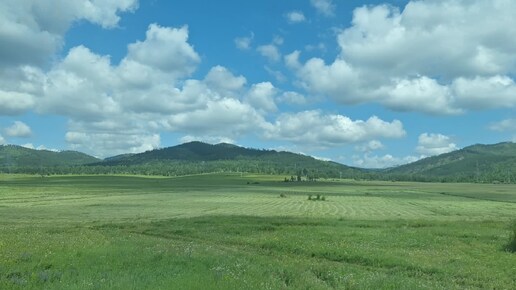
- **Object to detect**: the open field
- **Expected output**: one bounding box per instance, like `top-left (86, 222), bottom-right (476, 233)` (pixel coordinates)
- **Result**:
top-left (1, 173), bottom-right (516, 289)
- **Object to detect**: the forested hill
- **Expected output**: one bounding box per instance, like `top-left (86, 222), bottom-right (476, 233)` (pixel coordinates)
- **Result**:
top-left (98, 141), bottom-right (364, 178)
top-left (1, 141), bottom-right (514, 182)
top-left (385, 142), bottom-right (516, 183)
top-left (0, 145), bottom-right (100, 171)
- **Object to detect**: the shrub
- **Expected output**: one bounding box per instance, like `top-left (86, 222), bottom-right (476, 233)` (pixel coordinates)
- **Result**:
top-left (321, 195), bottom-right (326, 201)
top-left (316, 194), bottom-right (321, 200)
top-left (280, 193), bottom-right (287, 198)
top-left (308, 195), bottom-right (312, 200)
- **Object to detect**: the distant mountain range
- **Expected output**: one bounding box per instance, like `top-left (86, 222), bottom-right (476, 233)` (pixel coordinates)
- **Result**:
top-left (1, 141), bottom-right (514, 183)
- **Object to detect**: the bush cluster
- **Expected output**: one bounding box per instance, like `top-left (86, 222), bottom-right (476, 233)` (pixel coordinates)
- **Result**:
top-left (308, 194), bottom-right (326, 201)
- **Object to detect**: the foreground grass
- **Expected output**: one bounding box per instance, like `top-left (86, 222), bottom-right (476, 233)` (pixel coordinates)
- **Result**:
top-left (1, 174), bottom-right (516, 289)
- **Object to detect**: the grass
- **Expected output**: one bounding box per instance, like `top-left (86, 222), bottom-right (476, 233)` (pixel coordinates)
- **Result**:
top-left (1, 173), bottom-right (516, 289)
top-left (506, 221), bottom-right (516, 253)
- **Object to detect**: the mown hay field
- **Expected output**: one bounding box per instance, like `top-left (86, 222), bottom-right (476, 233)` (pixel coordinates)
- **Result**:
top-left (1, 174), bottom-right (515, 289)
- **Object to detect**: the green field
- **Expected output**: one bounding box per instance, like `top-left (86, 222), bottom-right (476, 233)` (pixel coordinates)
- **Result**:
top-left (1, 174), bottom-right (515, 289)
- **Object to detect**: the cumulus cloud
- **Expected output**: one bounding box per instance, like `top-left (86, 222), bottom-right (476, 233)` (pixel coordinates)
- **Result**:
top-left (452, 75), bottom-right (516, 110)
top-left (0, 135), bottom-right (5, 145)
top-left (288, 0), bottom-right (516, 115)
top-left (204, 66), bottom-right (247, 97)
top-left (381, 77), bottom-right (462, 115)
top-left (26, 23), bottom-right (270, 157)
top-left (0, 0), bottom-right (135, 116)
top-left (0, 90), bottom-right (36, 115)
top-left (353, 154), bottom-right (420, 169)
top-left (245, 82), bottom-right (278, 113)
top-left (66, 131), bottom-right (160, 157)
top-left (416, 133), bottom-right (458, 156)
top-left (125, 24), bottom-right (200, 80)
top-left (489, 119), bottom-right (516, 132)
top-left (310, 0), bottom-right (335, 17)
top-left (286, 11), bottom-right (306, 23)
top-left (164, 97), bottom-right (269, 138)
top-left (278, 91), bottom-right (307, 105)
top-left (355, 140), bottom-right (384, 152)
top-left (0, 0), bottom-right (137, 68)
top-left (5, 121), bottom-right (32, 138)
top-left (264, 111), bottom-right (405, 147)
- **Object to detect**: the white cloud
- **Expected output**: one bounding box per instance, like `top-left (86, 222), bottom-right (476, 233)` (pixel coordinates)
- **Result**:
top-left (0, 0), bottom-right (137, 68)
top-left (234, 33), bottom-right (254, 50)
top-left (180, 135), bottom-right (235, 145)
top-left (0, 0), bottom-right (134, 116)
top-left (5, 121), bottom-right (32, 138)
top-left (125, 24), bottom-right (200, 80)
top-left (310, 0), bottom-right (335, 17)
top-left (204, 66), bottom-right (246, 98)
top-left (490, 119), bottom-right (516, 132)
top-left (245, 82), bottom-right (278, 112)
top-left (278, 91), bottom-right (307, 105)
top-left (381, 77), bottom-right (462, 115)
top-left (0, 135), bottom-right (5, 145)
top-left (0, 90), bottom-right (35, 115)
top-left (452, 75), bottom-right (516, 110)
top-left (36, 24), bottom-right (205, 118)
top-left (36, 145), bottom-right (58, 152)
top-left (164, 98), bottom-right (269, 137)
top-left (257, 44), bottom-right (281, 62)
top-left (21, 143), bottom-right (35, 149)
top-left (286, 11), bottom-right (306, 23)
top-left (23, 22), bottom-right (270, 157)
top-left (38, 45), bottom-right (121, 119)
top-left (355, 140), bottom-right (384, 152)
top-left (289, 0), bottom-right (516, 114)
top-left (416, 133), bottom-right (458, 156)
top-left (353, 154), bottom-right (420, 169)
top-left (66, 131), bottom-right (160, 157)
top-left (265, 111), bottom-right (405, 147)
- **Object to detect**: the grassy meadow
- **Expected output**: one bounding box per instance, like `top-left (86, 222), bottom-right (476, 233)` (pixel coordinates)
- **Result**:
top-left (1, 173), bottom-right (515, 289)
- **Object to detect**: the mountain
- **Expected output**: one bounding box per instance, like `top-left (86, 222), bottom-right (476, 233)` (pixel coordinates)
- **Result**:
top-left (385, 142), bottom-right (516, 183)
top-left (0, 145), bottom-right (100, 170)
top-left (99, 141), bottom-right (364, 178)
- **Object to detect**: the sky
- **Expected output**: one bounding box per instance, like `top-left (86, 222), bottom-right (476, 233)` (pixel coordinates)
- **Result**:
top-left (1, 0), bottom-right (515, 168)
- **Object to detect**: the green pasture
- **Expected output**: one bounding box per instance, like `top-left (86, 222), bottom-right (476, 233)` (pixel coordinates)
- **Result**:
top-left (1, 174), bottom-right (515, 289)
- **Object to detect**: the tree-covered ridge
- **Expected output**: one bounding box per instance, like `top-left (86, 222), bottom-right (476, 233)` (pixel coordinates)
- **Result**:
top-left (97, 141), bottom-right (365, 179)
top-left (0, 145), bottom-right (100, 169)
top-left (385, 142), bottom-right (516, 183)
top-left (0, 141), bottom-right (515, 183)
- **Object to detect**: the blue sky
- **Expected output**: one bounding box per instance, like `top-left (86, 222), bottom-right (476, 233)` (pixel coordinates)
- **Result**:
top-left (1, 0), bottom-right (515, 167)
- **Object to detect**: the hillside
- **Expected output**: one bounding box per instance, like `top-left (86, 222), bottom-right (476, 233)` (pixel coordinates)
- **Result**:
top-left (386, 142), bottom-right (516, 183)
top-left (0, 145), bottom-right (100, 171)
top-left (99, 141), bottom-right (365, 178)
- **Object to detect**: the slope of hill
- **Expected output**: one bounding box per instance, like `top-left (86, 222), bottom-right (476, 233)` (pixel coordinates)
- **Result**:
top-left (0, 145), bottom-right (100, 170)
top-left (386, 142), bottom-right (516, 183)
top-left (99, 141), bottom-right (364, 178)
